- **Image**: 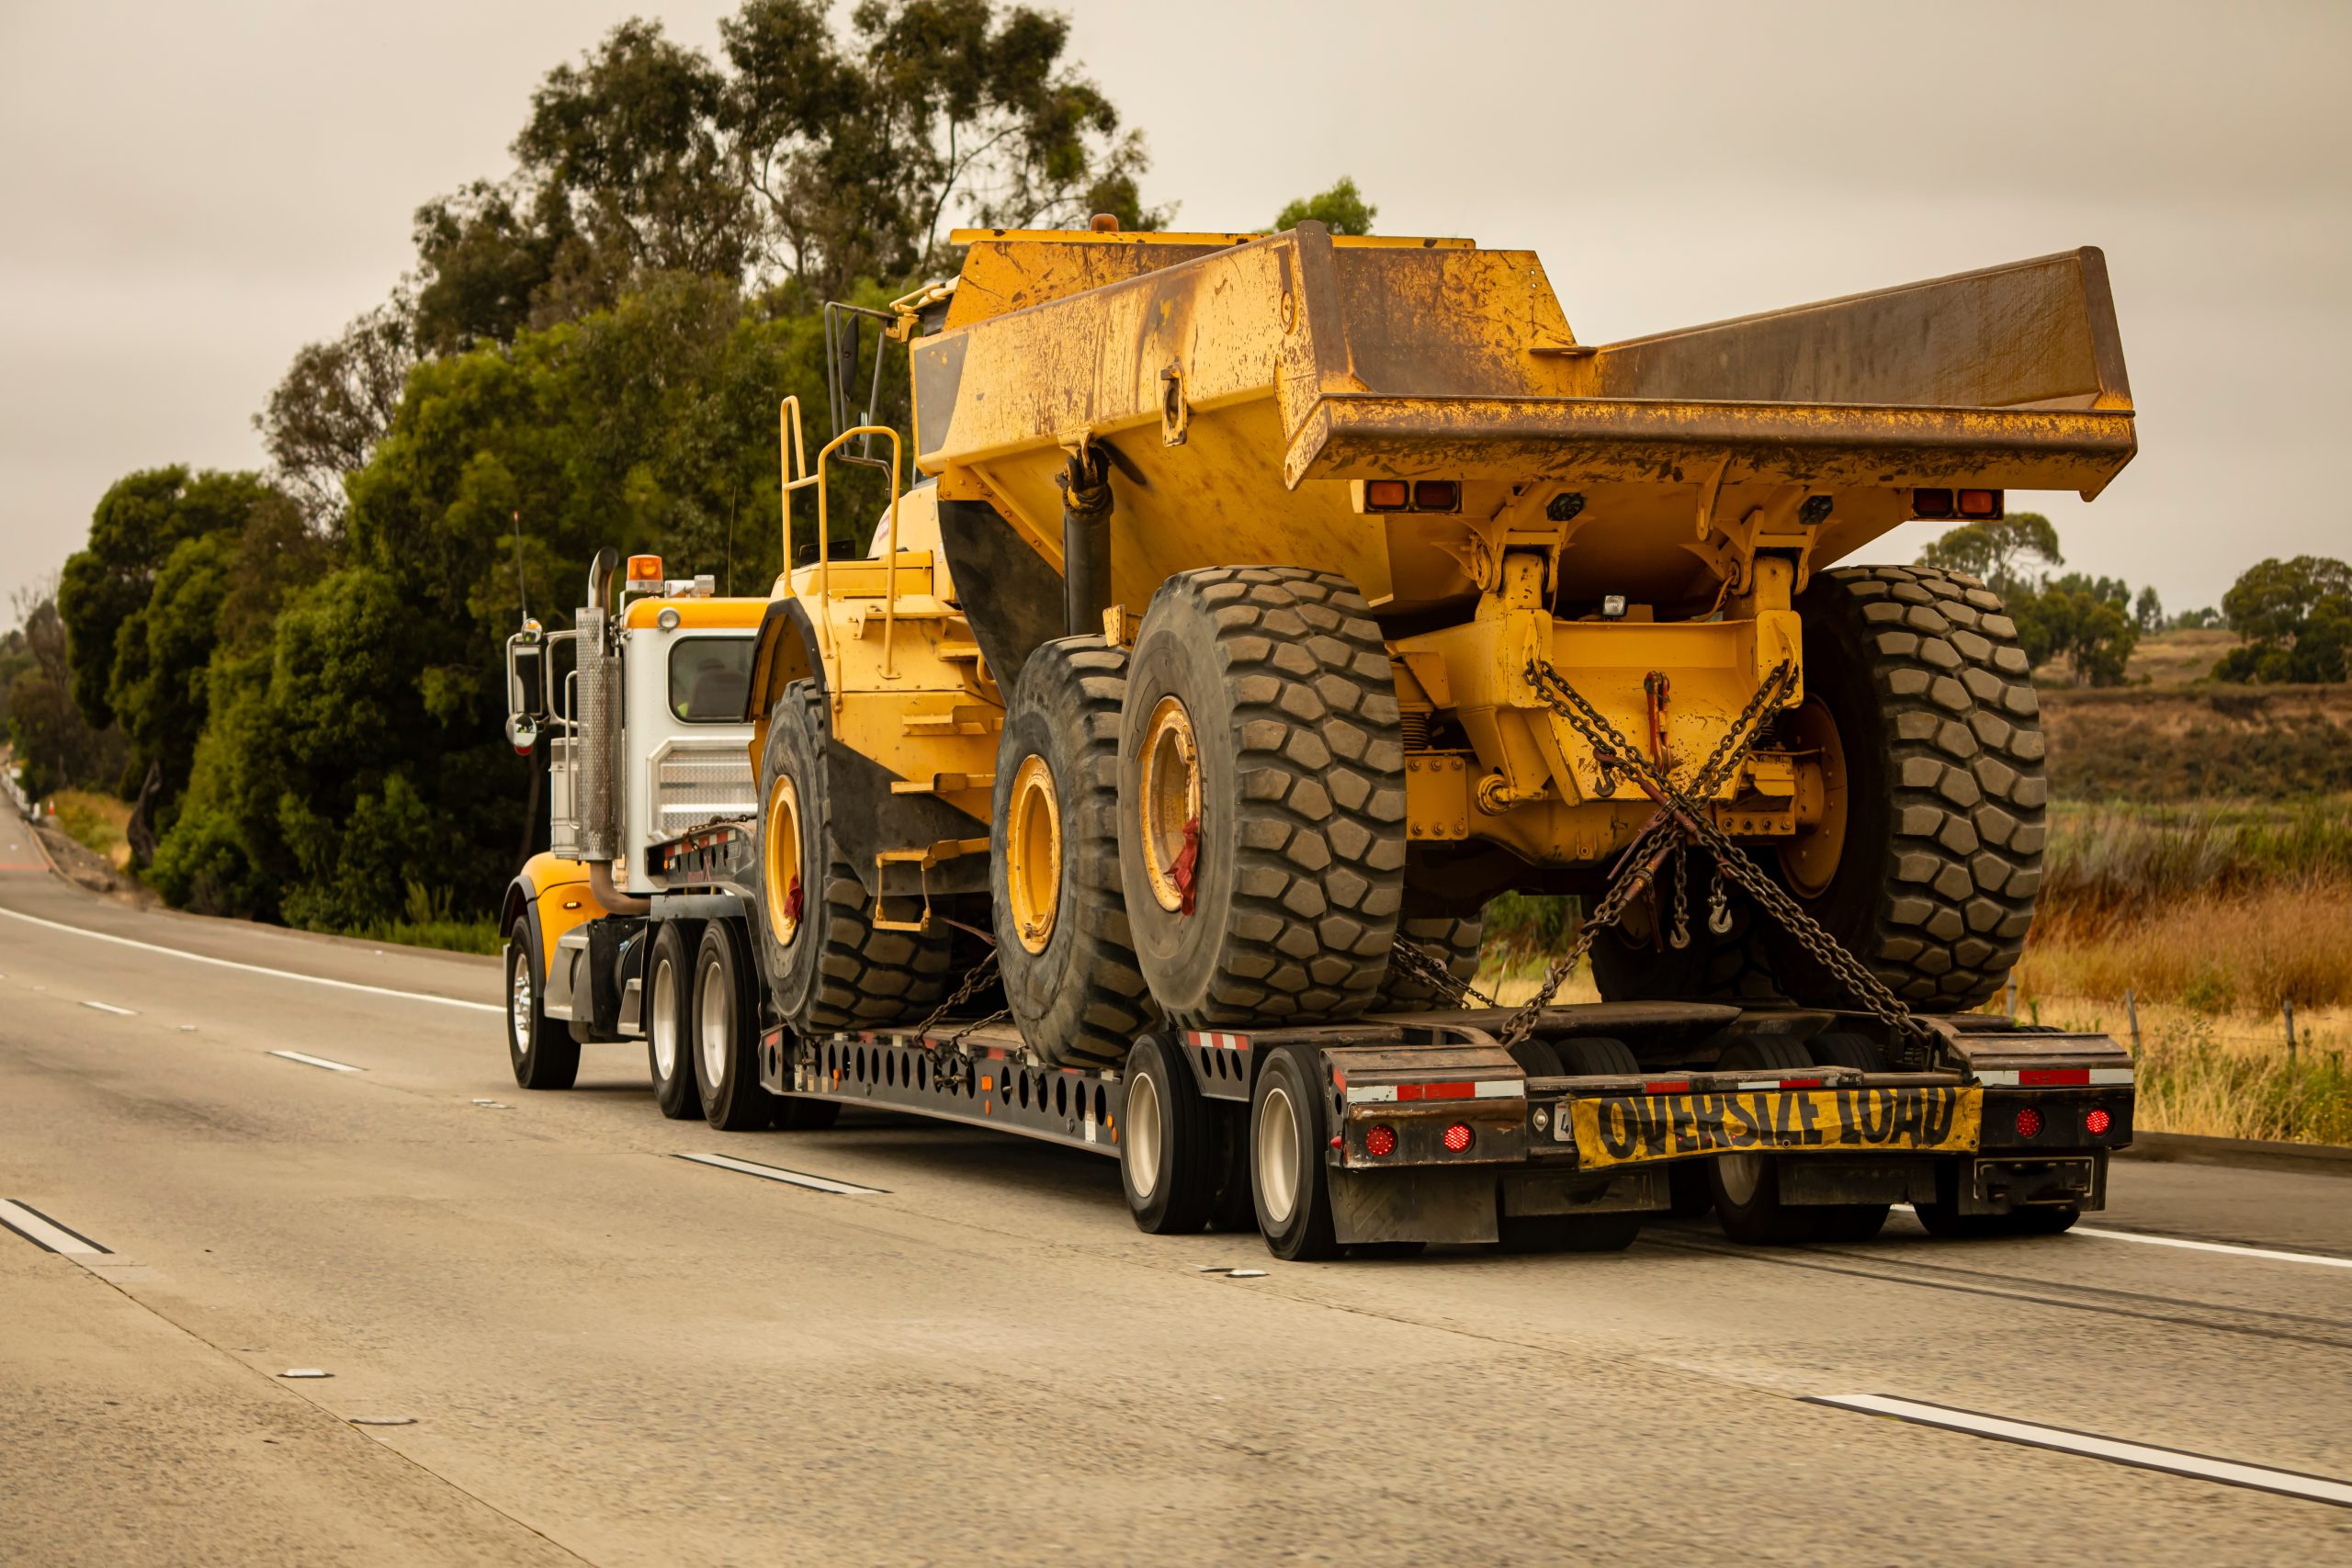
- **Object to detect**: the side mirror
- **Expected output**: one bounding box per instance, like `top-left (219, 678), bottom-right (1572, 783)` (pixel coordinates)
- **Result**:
top-left (504, 624), bottom-right (548, 752)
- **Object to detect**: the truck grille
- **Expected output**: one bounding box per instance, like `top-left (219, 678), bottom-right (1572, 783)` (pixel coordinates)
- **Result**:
top-left (653, 742), bottom-right (756, 828)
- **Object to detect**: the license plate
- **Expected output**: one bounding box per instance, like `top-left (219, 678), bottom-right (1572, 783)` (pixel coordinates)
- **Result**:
top-left (1565, 1086), bottom-right (1983, 1170)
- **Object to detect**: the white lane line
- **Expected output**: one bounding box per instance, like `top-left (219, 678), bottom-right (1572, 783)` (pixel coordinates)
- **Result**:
top-left (675, 1152), bottom-right (887, 1196)
top-left (81, 999), bottom-right (137, 1016)
top-left (267, 1049), bottom-right (364, 1074)
top-left (0, 1199), bottom-right (111, 1256)
top-left (2072, 1224), bottom-right (2352, 1271)
top-left (0, 904), bottom-right (500, 1014)
top-left (1894, 1206), bottom-right (2352, 1271)
top-left (1811, 1393), bottom-right (2352, 1508)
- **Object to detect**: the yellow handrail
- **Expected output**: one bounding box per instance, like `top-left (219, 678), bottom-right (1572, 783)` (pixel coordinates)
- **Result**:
top-left (777, 398), bottom-right (907, 679)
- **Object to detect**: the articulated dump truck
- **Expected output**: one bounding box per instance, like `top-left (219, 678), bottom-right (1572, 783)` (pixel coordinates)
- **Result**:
top-left (499, 220), bottom-right (2141, 1258)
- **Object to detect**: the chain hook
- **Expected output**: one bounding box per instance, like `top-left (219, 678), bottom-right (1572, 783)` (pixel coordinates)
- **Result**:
top-left (1707, 869), bottom-right (1734, 936)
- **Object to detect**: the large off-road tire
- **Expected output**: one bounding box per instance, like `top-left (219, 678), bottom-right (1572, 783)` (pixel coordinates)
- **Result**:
top-left (753, 681), bottom-right (951, 1032)
top-left (646, 919), bottom-right (703, 1120)
top-left (505, 915), bottom-right (579, 1090)
top-left (1768, 565), bottom-right (2044, 1012)
top-left (990, 637), bottom-right (1157, 1068)
top-left (1367, 895), bottom-right (1485, 1011)
top-left (1118, 568), bottom-right (1406, 1027)
top-left (1589, 847), bottom-right (1779, 1004)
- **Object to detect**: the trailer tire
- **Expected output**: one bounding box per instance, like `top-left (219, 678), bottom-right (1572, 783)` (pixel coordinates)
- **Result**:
top-left (1368, 897), bottom-right (1485, 1011)
top-left (775, 1098), bottom-right (841, 1132)
top-left (1708, 1035), bottom-right (1822, 1245)
top-left (1799, 1030), bottom-right (1892, 1242)
top-left (506, 916), bottom-right (578, 1090)
top-left (1250, 1044), bottom-right (1342, 1261)
top-left (1120, 1033), bottom-right (1216, 1235)
top-left (1120, 568), bottom-right (1406, 1028)
top-left (694, 920), bottom-right (773, 1133)
top-left (646, 919), bottom-right (703, 1120)
top-left (1913, 1160), bottom-right (2080, 1237)
top-left (1766, 566), bottom-right (2044, 1012)
top-left (755, 680), bottom-right (952, 1032)
top-left (991, 637), bottom-right (1158, 1068)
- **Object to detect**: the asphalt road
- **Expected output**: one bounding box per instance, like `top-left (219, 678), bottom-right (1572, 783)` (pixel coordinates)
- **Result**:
top-left (2, 797), bottom-right (2347, 1565)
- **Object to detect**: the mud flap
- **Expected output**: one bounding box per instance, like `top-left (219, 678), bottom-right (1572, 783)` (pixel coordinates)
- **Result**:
top-left (1328, 1165), bottom-right (1498, 1247)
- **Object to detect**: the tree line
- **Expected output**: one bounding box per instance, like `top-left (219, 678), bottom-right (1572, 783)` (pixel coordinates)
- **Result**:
top-left (7, 0), bottom-right (1371, 935)
top-left (1916, 515), bottom-right (2348, 688)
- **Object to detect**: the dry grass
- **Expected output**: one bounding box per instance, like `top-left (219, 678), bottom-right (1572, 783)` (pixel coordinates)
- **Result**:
top-left (47, 789), bottom-right (131, 871)
top-left (2020, 992), bottom-right (2352, 1145)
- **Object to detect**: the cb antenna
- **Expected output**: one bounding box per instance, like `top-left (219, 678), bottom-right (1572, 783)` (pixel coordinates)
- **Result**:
top-left (512, 510), bottom-right (530, 623)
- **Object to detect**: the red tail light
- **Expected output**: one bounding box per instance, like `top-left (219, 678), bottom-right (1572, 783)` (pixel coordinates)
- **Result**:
top-left (1413, 479), bottom-right (1459, 512)
top-left (1913, 488), bottom-right (1955, 519)
top-left (1365, 1123), bottom-right (1397, 1157)
top-left (1442, 1122), bottom-right (1475, 1153)
top-left (2085, 1107), bottom-right (2112, 1136)
top-left (2014, 1106), bottom-right (2044, 1139)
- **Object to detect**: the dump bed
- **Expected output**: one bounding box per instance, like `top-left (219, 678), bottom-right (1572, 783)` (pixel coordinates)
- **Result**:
top-left (911, 222), bottom-right (2134, 610)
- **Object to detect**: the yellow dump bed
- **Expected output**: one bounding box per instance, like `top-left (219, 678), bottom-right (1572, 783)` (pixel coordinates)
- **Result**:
top-left (910, 222), bottom-right (2133, 612)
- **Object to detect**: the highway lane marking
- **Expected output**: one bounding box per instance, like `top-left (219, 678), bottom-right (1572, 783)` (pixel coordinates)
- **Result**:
top-left (2071, 1224), bottom-right (2352, 1270)
top-left (267, 1049), bottom-right (365, 1073)
top-left (0, 904), bottom-right (501, 1015)
top-left (1811, 1393), bottom-right (2352, 1508)
top-left (80, 999), bottom-right (138, 1016)
top-left (0, 1199), bottom-right (111, 1256)
top-left (676, 1152), bottom-right (888, 1195)
top-left (1892, 1205), bottom-right (2352, 1271)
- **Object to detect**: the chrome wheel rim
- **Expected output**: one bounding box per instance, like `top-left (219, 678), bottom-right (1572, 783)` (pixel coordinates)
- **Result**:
top-left (1256, 1084), bottom-right (1301, 1225)
top-left (508, 947), bottom-right (533, 1055)
top-left (1717, 1152), bottom-right (1762, 1206)
top-left (651, 956), bottom-right (679, 1080)
top-left (697, 959), bottom-right (730, 1091)
top-left (1125, 1068), bottom-right (1162, 1201)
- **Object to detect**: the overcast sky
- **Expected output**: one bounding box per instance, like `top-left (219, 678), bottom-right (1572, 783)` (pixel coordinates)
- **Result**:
top-left (3, 0), bottom-right (2346, 620)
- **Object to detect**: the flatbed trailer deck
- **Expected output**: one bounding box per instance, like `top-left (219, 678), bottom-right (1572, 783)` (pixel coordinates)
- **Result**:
top-left (650, 820), bottom-right (2134, 1256)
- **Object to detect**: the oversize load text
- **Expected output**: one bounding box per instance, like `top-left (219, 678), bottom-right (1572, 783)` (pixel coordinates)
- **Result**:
top-left (1567, 1087), bottom-right (1983, 1169)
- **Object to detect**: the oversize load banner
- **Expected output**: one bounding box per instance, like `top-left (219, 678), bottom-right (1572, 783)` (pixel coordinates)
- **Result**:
top-left (1567, 1087), bottom-right (1983, 1169)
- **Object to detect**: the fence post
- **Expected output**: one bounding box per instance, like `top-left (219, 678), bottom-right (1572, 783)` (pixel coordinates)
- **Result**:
top-left (2284, 998), bottom-right (2297, 1065)
top-left (2005, 973), bottom-right (2018, 1021)
top-left (2125, 988), bottom-right (2141, 1055)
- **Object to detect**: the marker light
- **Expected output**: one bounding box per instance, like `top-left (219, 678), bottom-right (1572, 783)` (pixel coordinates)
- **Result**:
top-left (2085, 1107), bottom-right (2113, 1136)
top-left (2014, 1106), bottom-right (2044, 1139)
top-left (1365, 1124), bottom-right (1397, 1157)
top-left (1442, 1122), bottom-right (1475, 1154)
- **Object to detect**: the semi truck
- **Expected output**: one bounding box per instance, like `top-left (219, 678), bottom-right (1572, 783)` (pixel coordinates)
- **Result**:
top-left (497, 220), bottom-right (2139, 1259)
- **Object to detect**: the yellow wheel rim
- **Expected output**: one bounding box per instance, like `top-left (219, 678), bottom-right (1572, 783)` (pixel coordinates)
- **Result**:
top-left (763, 773), bottom-right (805, 944)
top-left (1780, 697), bottom-right (1849, 899)
top-left (1139, 695), bottom-right (1202, 915)
top-left (1005, 752), bottom-right (1062, 954)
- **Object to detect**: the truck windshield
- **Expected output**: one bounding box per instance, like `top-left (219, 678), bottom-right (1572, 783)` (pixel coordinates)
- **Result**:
top-left (667, 637), bottom-right (754, 723)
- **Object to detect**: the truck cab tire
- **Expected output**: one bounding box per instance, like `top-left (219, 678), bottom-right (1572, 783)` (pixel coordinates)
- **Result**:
top-left (506, 915), bottom-right (579, 1090)
top-left (1768, 566), bottom-right (2044, 1012)
top-left (1120, 1033), bottom-right (1215, 1235)
top-left (1118, 568), bottom-right (1406, 1029)
top-left (1250, 1044), bottom-right (1342, 1261)
top-left (754, 680), bottom-right (951, 1032)
top-left (646, 919), bottom-right (703, 1120)
top-left (694, 920), bottom-right (773, 1133)
top-left (991, 637), bottom-right (1158, 1069)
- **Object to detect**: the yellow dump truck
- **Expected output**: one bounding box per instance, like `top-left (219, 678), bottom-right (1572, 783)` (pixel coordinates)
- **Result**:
top-left (500, 220), bottom-right (2139, 1259)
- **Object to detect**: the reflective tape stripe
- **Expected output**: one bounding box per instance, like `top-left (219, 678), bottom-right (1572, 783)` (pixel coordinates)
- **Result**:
top-left (1184, 1031), bottom-right (1250, 1050)
top-left (1344, 1078), bottom-right (1524, 1106)
top-left (1976, 1067), bottom-right (2133, 1088)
